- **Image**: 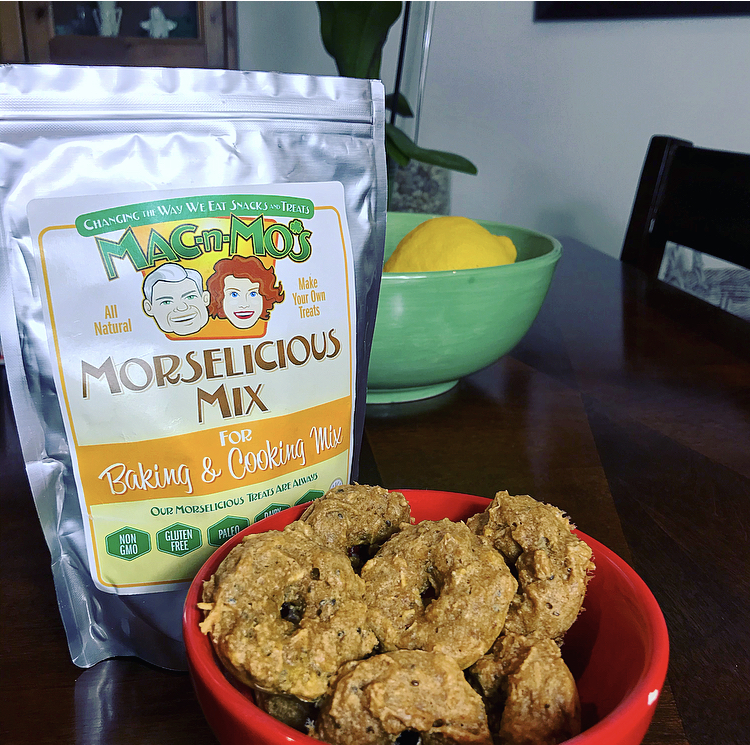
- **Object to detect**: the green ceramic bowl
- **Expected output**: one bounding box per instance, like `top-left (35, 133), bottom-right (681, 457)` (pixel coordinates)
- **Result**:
top-left (366, 213), bottom-right (562, 403)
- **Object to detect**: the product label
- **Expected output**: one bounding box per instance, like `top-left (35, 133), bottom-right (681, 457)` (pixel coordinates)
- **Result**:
top-left (28, 183), bottom-right (356, 594)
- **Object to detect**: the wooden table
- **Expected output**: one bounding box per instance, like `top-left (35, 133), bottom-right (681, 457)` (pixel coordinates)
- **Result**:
top-left (2, 239), bottom-right (748, 745)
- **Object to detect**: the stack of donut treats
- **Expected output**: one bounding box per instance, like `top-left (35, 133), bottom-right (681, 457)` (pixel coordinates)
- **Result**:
top-left (199, 484), bottom-right (595, 745)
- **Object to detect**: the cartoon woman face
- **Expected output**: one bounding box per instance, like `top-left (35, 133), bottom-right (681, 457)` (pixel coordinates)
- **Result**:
top-left (206, 255), bottom-right (285, 330)
top-left (222, 276), bottom-right (264, 329)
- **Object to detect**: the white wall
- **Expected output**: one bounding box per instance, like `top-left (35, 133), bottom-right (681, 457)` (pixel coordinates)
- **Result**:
top-left (237, 2), bottom-right (336, 76)
top-left (237, 1), bottom-right (750, 258)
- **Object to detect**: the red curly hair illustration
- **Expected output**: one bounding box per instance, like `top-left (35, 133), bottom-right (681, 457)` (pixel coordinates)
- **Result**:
top-left (206, 255), bottom-right (285, 323)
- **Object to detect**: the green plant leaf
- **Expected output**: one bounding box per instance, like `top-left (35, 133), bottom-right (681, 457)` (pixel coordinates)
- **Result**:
top-left (385, 92), bottom-right (414, 117)
top-left (385, 134), bottom-right (410, 167)
top-left (317, 1), bottom-right (402, 79)
top-left (386, 124), bottom-right (478, 174)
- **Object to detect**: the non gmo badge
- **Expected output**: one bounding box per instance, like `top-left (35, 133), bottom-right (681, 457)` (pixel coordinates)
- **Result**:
top-left (105, 527), bottom-right (151, 561)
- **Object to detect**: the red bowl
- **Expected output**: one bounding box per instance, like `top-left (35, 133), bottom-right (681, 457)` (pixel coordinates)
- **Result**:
top-left (183, 489), bottom-right (669, 745)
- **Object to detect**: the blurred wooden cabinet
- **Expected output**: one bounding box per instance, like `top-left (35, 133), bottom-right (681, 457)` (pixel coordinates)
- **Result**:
top-left (0, 2), bottom-right (237, 68)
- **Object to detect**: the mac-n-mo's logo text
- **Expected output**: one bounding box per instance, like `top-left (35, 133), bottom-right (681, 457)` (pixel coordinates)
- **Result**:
top-left (96, 215), bottom-right (312, 281)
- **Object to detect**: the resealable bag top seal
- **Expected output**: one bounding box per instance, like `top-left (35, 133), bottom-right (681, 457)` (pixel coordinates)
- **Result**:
top-left (0, 64), bottom-right (387, 670)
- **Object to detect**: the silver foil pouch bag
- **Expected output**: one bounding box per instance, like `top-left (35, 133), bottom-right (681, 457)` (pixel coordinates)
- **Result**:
top-left (0, 65), bottom-right (387, 669)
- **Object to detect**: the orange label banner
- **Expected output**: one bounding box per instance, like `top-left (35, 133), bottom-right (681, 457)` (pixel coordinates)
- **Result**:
top-left (77, 396), bottom-right (351, 506)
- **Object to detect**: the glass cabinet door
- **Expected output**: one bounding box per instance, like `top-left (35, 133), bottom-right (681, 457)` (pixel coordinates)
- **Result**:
top-left (15, 1), bottom-right (236, 68)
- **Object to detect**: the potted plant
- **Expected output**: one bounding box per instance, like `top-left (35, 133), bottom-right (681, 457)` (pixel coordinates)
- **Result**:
top-left (317, 1), bottom-right (477, 212)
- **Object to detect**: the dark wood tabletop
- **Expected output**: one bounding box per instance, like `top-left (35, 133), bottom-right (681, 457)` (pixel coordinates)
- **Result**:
top-left (2, 238), bottom-right (748, 745)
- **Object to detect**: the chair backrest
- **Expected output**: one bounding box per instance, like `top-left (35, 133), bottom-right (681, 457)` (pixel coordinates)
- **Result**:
top-left (621, 135), bottom-right (750, 275)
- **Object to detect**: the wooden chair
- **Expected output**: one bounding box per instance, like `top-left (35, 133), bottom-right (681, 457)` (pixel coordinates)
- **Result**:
top-left (621, 135), bottom-right (750, 276)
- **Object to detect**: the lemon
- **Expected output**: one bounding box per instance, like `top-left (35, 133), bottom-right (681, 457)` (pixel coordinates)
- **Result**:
top-left (384, 216), bottom-right (517, 273)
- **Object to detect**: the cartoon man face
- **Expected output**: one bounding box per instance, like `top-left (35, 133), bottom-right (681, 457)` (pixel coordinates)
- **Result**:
top-left (143, 264), bottom-right (210, 336)
top-left (222, 276), bottom-right (264, 329)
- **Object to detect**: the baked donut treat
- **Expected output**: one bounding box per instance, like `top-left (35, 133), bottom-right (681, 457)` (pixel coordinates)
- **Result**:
top-left (253, 691), bottom-right (317, 733)
top-left (313, 650), bottom-right (493, 745)
top-left (467, 491), bottom-right (594, 641)
top-left (362, 518), bottom-right (517, 669)
top-left (468, 633), bottom-right (581, 745)
top-left (199, 521), bottom-right (378, 701)
top-left (299, 484), bottom-right (411, 571)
